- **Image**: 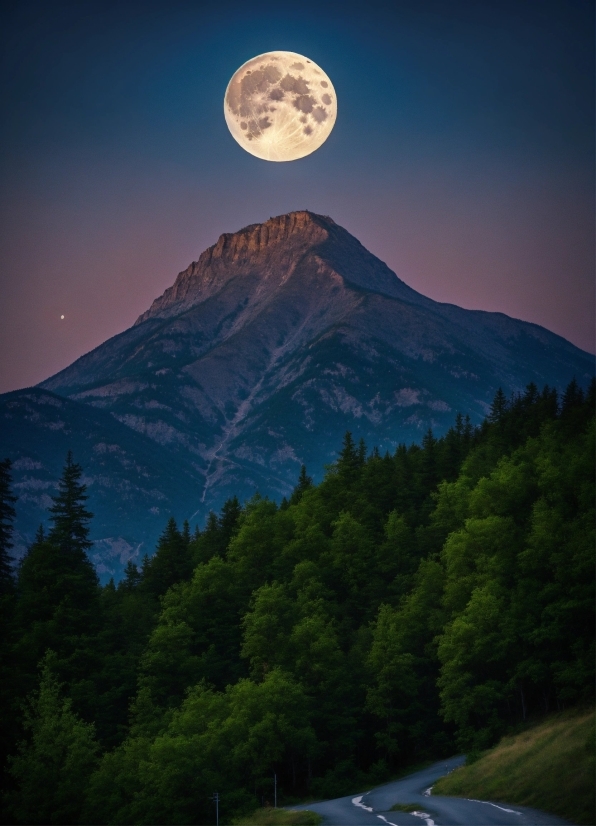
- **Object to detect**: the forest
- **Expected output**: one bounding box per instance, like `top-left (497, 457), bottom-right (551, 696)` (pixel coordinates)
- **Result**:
top-left (0, 379), bottom-right (593, 825)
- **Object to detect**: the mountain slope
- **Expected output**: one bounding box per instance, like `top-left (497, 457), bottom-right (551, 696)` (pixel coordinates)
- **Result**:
top-left (2, 210), bottom-right (591, 576)
top-left (40, 211), bottom-right (593, 504)
top-left (0, 388), bottom-right (203, 580)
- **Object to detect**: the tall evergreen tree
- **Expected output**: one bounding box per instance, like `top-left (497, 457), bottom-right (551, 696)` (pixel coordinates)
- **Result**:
top-left (141, 517), bottom-right (193, 599)
top-left (337, 431), bottom-right (360, 486)
top-left (15, 454), bottom-right (100, 715)
top-left (420, 428), bottom-right (439, 493)
top-left (48, 451), bottom-right (93, 556)
top-left (191, 498), bottom-right (243, 565)
top-left (218, 496), bottom-right (242, 547)
top-left (290, 466), bottom-right (313, 505)
top-left (489, 387), bottom-right (508, 424)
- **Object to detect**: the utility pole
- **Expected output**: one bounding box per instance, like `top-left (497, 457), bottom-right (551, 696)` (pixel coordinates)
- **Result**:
top-left (274, 772), bottom-right (277, 808)
top-left (211, 792), bottom-right (220, 826)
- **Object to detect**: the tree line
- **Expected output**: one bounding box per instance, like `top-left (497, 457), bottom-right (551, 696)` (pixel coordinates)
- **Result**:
top-left (0, 378), bottom-right (593, 824)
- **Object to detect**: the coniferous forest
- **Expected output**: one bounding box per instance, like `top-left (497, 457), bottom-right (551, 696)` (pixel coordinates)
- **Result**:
top-left (0, 380), bottom-right (593, 825)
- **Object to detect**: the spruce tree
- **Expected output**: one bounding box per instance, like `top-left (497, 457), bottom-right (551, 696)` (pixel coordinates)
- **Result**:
top-left (48, 451), bottom-right (93, 557)
top-left (337, 431), bottom-right (360, 485)
top-left (218, 496), bottom-right (242, 545)
top-left (489, 387), bottom-right (508, 424)
top-left (15, 454), bottom-right (100, 708)
top-left (420, 428), bottom-right (438, 490)
top-left (141, 517), bottom-right (193, 598)
top-left (290, 465), bottom-right (313, 504)
top-left (120, 559), bottom-right (142, 591)
top-left (0, 458), bottom-right (17, 594)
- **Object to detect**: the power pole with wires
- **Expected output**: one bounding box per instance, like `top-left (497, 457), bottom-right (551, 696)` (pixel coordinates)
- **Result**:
top-left (211, 792), bottom-right (220, 826)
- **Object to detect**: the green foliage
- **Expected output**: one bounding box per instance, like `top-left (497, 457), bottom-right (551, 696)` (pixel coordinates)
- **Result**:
top-left (190, 497), bottom-right (243, 566)
top-left (1, 379), bottom-right (594, 824)
top-left (7, 656), bottom-right (99, 825)
top-left (289, 466), bottom-right (313, 506)
top-left (435, 417), bottom-right (595, 749)
top-left (389, 803), bottom-right (423, 812)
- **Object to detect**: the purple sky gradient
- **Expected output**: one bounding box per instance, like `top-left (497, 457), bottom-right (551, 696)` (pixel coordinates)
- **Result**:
top-left (0, 0), bottom-right (593, 394)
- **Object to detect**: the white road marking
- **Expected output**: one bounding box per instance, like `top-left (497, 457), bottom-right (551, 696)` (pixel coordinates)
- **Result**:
top-left (411, 813), bottom-right (435, 826)
top-left (423, 786), bottom-right (433, 796)
top-left (377, 810), bottom-right (434, 826)
top-left (352, 795), bottom-right (373, 812)
top-left (468, 799), bottom-right (522, 815)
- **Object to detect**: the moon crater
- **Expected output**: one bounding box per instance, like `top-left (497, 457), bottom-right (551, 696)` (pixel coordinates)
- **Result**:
top-left (224, 51), bottom-right (337, 161)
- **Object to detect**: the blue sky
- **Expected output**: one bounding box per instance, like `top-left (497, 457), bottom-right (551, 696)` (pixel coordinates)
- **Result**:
top-left (0, 0), bottom-right (593, 392)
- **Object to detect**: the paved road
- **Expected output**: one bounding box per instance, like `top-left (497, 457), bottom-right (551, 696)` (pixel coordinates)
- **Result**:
top-left (292, 757), bottom-right (572, 825)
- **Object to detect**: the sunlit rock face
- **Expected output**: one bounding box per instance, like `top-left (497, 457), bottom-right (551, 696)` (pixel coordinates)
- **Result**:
top-left (7, 209), bottom-right (590, 580)
top-left (224, 52), bottom-right (337, 161)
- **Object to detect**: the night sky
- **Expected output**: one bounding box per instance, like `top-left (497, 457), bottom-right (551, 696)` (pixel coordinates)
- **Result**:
top-left (1, 0), bottom-right (593, 394)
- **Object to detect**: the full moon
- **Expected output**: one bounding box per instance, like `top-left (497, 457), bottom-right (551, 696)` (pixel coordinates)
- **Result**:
top-left (224, 51), bottom-right (337, 162)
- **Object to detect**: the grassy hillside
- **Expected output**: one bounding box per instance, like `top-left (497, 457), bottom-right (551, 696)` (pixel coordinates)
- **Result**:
top-left (434, 709), bottom-right (595, 825)
top-left (233, 808), bottom-right (322, 825)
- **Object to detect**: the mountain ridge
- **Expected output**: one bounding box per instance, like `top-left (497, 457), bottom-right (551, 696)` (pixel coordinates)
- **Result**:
top-left (1, 210), bottom-right (591, 578)
top-left (133, 210), bottom-right (426, 326)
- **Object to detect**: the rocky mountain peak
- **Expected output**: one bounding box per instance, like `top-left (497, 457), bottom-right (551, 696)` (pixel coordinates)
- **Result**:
top-left (135, 211), bottom-right (337, 325)
top-left (212, 210), bottom-right (334, 260)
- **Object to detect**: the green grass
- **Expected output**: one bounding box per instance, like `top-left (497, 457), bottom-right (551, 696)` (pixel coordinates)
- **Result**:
top-left (389, 803), bottom-right (426, 813)
top-left (233, 807), bottom-right (323, 825)
top-left (433, 708), bottom-right (595, 825)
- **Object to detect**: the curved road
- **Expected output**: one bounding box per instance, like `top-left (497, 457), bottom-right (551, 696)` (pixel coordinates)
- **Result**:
top-left (293, 757), bottom-right (572, 825)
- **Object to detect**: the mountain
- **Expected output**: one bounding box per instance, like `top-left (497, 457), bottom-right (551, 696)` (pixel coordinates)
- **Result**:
top-left (0, 387), bottom-right (203, 579)
top-left (2, 211), bottom-right (593, 579)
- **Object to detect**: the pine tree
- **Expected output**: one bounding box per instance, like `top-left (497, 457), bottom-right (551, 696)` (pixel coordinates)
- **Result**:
top-left (337, 431), bottom-right (360, 486)
top-left (421, 428), bottom-right (438, 486)
top-left (120, 559), bottom-right (142, 591)
top-left (357, 437), bottom-right (367, 466)
top-left (48, 451), bottom-right (93, 557)
top-left (561, 377), bottom-right (584, 413)
top-left (141, 517), bottom-right (193, 598)
top-left (17, 453), bottom-right (99, 633)
top-left (559, 378), bottom-right (591, 437)
top-left (489, 387), bottom-right (508, 424)
top-left (218, 496), bottom-right (242, 546)
top-left (290, 465), bottom-right (313, 504)
top-left (15, 455), bottom-right (100, 709)
top-left (0, 458), bottom-right (17, 594)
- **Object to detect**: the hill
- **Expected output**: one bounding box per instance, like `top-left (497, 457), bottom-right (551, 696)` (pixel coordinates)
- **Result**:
top-left (434, 709), bottom-right (595, 825)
